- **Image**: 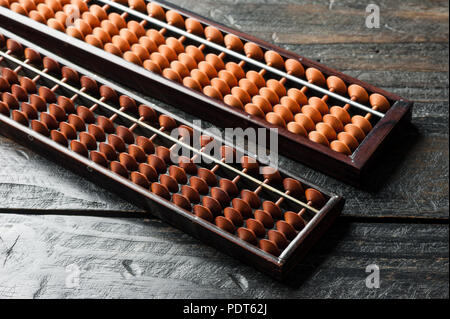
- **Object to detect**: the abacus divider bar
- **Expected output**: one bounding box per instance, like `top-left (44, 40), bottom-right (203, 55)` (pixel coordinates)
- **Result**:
top-left (0, 48), bottom-right (319, 213)
top-left (97, 0), bottom-right (384, 118)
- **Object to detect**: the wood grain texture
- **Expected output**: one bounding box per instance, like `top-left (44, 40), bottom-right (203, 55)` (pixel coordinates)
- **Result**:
top-left (0, 214), bottom-right (447, 299)
top-left (0, 0), bottom-right (448, 298)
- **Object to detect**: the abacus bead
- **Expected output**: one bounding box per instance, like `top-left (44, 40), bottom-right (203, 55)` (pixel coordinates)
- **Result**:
top-left (147, 2), bottom-right (165, 20)
top-left (246, 70), bottom-right (265, 89)
top-left (90, 4), bottom-right (107, 20)
top-left (163, 68), bottom-right (182, 83)
top-left (71, 0), bottom-right (88, 12)
top-left (252, 211), bottom-right (273, 230)
top-left (193, 205), bottom-right (213, 222)
top-left (260, 87), bottom-right (279, 106)
top-left (287, 88), bottom-right (307, 106)
top-left (316, 122), bottom-right (336, 141)
top-left (183, 77), bottom-right (202, 92)
top-left (131, 172), bottom-right (150, 189)
top-left (239, 78), bottom-right (258, 96)
top-left (185, 45), bottom-right (204, 63)
top-left (276, 220), bottom-right (297, 240)
top-left (231, 87), bottom-right (251, 105)
top-left (237, 227), bottom-right (257, 245)
top-left (37, 4), bottom-right (53, 20)
top-left (218, 70), bottom-right (238, 88)
top-left (244, 42), bottom-right (263, 60)
top-left (82, 12), bottom-right (100, 28)
top-left (326, 76), bottom-right (347, 95)
top-left (323, 114), bottom-right (344, 132)
top-left (264, 51), bottom-right (284, 69)
top-left (10, 2), bottom-right (28, 15)
top-left (143, 60), bottom-right (162, 74)
top-left (348, 84), bottom-right (369, 103)
top-left (47, 18), bottom-right (65, 31)
top-left (93, 27), bottom-right (111, 44)
top-left (206, 54), bottom-right (225, 71)
top-left (146, 29), bottom-right (165, 46)
top-left (74, 19), bottom-right (92, 36)
top-left (252, 95), bottom-right (272, 113)
top-left (266, 112), bottom-right (286, 127)
top-left (224, 34), bottom-right (244, 51)
top-left (344, 123), bottom-right (365, 142)
top-left (198, 61), bottom-right (217, 79)
top-left (309, 96), bottom-right (329, 115)
top-left (210, 78), bottom-right (230, 98)
top-left (166, 37), bottom-right (185, 55)
top-left (29, 10), bottom-right (47, 23)
top-left (173, 194), bottom-right (191, 210)
top-left (370, 93), bottom-right (390, 112)
top-left (259, 239), bottom-right (280, 256)
top-left (309, 131), bottom-right (329, 147)
top-left (101, 20), bottom-right (119, 36)
top-left (21, 0), bottom-right (37, 12)
top-left (129, 0), bottom-right (146, 12)
top-left (305, 68), bottom-right (325, 86)
top-left (267, 230), bottom-right (288, 250)
top-left (337, 131), bottom-right (359, 151)
top-left (139, 163), bottom-right (158, 182)
top-left (54, 11), bottom-right (67, 26)
top-left (191, 69), bottom-right (210, 87)
top-left (131, 44), bottom-right (150, 61)
top-left (284, 212), bottom-right (305, 231)
top-left (305, 188), bottom-right (326, 207)
top-left (203, 86), bottom-right (223, 100)
top-left (330, 140), bottom-right (352, 155)
top-left (85, 35), bottom-right (103, 48)
top-left (285, 59), bottom-right (305, 77)
top-left (12, 110), bottom-right (29, 126)
top-left (139, 36), bottom-right (157, 53)
top-left (330, 106), bottom-right (351, 124)
top-left (301, 105), bottom-right (322, 123)
top-left (287, 121), bottom-right (307, 136)
top-left (226, 62), bottom-right (245, 80)
top-left (224, 208), bottom-right (243, 227)
top-left (280, 96), bottom-right (301, 114)
top-left (246, 219), bottom-right (266, 237)
top-left (151, 183), bottom-right (171, 200)
top-left (351, 115), bottom-right (372, 134)
top-left (204, 26), bottom-right (223, 43)
top-left (244, 103), bottom-right (265, 118)
top-left (273, 104), bottom-right (294, 123)
top-left (166, 10), bottom-right (185, 28)
top-left (178, 53), bottom-right (197, 70)
top-left (150, 52), bottom-right (170, 69)
top-left (108, 12), bottom-right (126, 29)
top-left (266, 80), bottom-right (286, 98)
top-left (71, 140), bottom-right (88, 157)
top-left (185, 18), bottom-right (204, 35)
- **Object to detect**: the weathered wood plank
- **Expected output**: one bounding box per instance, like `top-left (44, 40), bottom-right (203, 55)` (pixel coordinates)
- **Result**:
top-left (169, 0), bottom-right (449, 45)
top-left (0, 214), bottom-right (447, 298)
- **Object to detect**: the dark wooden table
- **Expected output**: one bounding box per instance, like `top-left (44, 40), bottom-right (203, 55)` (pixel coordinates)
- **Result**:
top-left (0, 0), bottom-right (448, 298)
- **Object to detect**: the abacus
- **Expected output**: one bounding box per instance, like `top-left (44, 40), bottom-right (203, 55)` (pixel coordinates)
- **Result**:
top-left (0, 0), bottom-right (414, 186)
top-left (0, 29), bottom-right (344, 279)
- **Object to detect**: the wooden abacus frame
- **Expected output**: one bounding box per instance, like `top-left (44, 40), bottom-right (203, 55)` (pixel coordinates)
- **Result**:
top-left (0, 1), bottom-right (413, 187)
top-left (0, 28), bottom-right (344, 280)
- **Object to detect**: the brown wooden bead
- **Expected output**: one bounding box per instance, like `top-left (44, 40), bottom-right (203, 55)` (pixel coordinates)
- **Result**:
top-left (193, 205), bottom-right (213, 222)
top-left (215, 216), bottom-right (235, 234)
top-left (71, 140), bottom-right (88, 157)
top-left (224, 207), bottom-right (243, 227)
top-left (51, 130), bottom-right (68, 147)
top-left (246, 218), bottom-right (266, 237)
top-left (267, 230), bottom-right (288, 250)
top-left (237, 227), bottom-right (256, 245)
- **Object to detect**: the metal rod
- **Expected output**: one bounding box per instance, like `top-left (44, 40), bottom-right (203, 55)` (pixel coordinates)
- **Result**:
top-left (97, 0), bottom-right (384, 118)
top-left (0, 49), bottom-right (320, 213)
